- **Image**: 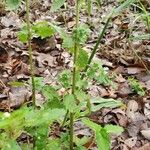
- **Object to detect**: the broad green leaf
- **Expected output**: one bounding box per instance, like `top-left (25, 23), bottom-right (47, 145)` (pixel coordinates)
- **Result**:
top-left (2, 140), bottom-right (21, 150)
top-left (18, 29), bottom-right (28, 43)
top-left (104, 124), bottom-right (124, 134)
top-left (0, 107), bottom-right (29, 129)
top-left (26, 108), bottom-right (65, 127)
top-left (76, 49), bottom-right (89, 70)
top-left (91, 98), bottom-right (123, 111)
top-left (35, 125), bottom-right (49, 150)
top-left (32, 21), bottom-right (55, 39)
top-left (96, 128), bottom-right (110, 150)
top-left (51, 0), bottom-right (65, 12)
top-left (75, 90), bottom-right (89, 102)
top-left (82, 118), bottom-right (101, 131)
top-left (64, 94), bottom-right (77, 112)
top-left (47, 139), bottom-right (61, 150)
top-left (6, 0), bottom-right (21, 10)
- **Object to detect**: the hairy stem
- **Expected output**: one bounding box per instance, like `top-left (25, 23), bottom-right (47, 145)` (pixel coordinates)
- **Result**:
top-left (81, 16), bottom-right (111, 79)
top-left (25, 0), bottom-right (36, 107)
top-left (70, 0), bottom-right (80, 149)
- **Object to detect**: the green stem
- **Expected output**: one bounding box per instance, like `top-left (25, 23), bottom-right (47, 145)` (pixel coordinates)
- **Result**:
top-left (81, 16), bottom-right (111, 79)
top-left (70, 0), bottom-right (80, 149)
top-left (25, 0), bottom-right (36, 107)
top-left (62, 7), bottom-right (112, 129)
top-left (61, 110), bottom-right (69, 127)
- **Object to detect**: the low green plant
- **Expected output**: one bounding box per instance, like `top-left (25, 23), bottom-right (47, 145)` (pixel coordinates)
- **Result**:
top-left (128, 77), bottom-right (145, 96)
top-left (1, 0), bottom-right (137, 149)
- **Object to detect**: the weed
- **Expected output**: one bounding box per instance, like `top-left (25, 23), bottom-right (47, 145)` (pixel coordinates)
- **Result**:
top-left (128, 77), bottom-right (145, 96)
top-left (0, 0), bottom-right (137, 149)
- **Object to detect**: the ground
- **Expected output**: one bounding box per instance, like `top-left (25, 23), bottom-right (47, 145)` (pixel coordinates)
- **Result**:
top-left (0, 0), bottom-right (150, 149)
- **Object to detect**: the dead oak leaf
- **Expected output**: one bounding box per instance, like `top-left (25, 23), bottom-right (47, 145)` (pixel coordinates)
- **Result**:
top-left (37, 53), bottom-right (56, 68)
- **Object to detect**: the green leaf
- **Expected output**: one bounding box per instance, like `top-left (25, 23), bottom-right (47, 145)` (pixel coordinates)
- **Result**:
top-left (32, 21), bottom-right (55, 39)
top-left (96, 128), bottom-right (110, 150)
top-left (114, 0), bottom-right (136, 14)
top-left (34, 77), bottom-right (45, 91)
top-left (26, 108), bottom-right (65, 127)
top-left (6, 0), bottom-right (21, 10)
top-left (58, 70), bottom-right (71, 89)
top-left (3, 140), bottom-right (21, 150)
top-left (62, 35), bottom-right (74, 50)
top-left (64, 94), bottom-right (77, 112)
top-left (8, 81), bottom-right (25, 87)
top-left (75, 90), bottom-right (89, 102)
top-left (42, 85), bottom-right (59, 100)
top-left (76, 49), bottom-right (89, 70)
top-left (72, 25), bottom-right (90, 45)
top-left (91, 98), bottom-right (123, 111)
top-left (49, 23), bottom-right (74, 50)
top-left (104, 124), bottom-right (124, 134)
top-left (35, 125), bottom-right (49, 150)
top-left (47, 139), bottom-right (61, 150)
top-left (18, 29), bottom-right (28, 43)
top-left (82, 118), bottom-right (101, 131)
top-left (51, 0), bottom-right (65, 12)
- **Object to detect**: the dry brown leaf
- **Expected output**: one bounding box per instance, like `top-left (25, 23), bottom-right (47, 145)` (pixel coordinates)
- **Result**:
top-left (124, 137), bottom-right (137, 148)
top-left (141, 129), bottom-right (150, 140)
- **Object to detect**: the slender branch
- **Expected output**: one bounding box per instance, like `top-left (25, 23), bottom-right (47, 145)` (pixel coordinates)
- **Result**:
top-left (81, 16), bottom-right (112, 79)
top-left (25, 0), bottom-right (36, 107)
top-left (70, 0), bottom-right (80, 149)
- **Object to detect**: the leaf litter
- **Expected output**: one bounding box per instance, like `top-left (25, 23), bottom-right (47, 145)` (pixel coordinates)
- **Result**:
top-left (1, 0), bottom-right (150, 149)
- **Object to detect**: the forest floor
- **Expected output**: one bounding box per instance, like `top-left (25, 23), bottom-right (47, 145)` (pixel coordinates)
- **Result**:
top-left (1, 0), bottom-right (150, 149)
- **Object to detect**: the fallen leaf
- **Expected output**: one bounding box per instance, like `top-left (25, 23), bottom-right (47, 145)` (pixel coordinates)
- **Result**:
top-left (124, 137), bottom-right (137, 148)
top-left (141, 129), bottom-right (150, 140)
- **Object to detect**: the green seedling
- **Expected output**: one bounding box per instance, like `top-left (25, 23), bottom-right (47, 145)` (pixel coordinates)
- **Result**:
top-left (128, 77), bottom-right (145, 96)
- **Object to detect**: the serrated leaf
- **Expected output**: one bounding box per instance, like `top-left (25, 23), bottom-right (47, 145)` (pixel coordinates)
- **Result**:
top-left (42, 85), bottom-right (59, 100)
top-left (72, 25), bottom-right (90, 45)
top-left (104, 124), bottom-right (124, 134)
top-left (91, 98), bottom-right (123, 112)
top-left (96, 128), bottom-right (110, 150)
top-left (58, 70), bottom-right (71, 89)
top-left (33, 22), bottom-right (55, 39)
top-left (18, 29), bottom-right (28, 43)
top-left (64, 94), bottom-right (77, 112)
top-left (6, 0), bottom-right (21, 10)
top-left (76, 49), bottom-right (89, 70)
top-left (51, 0), bottom-right (65, 12)
top-left (82, 118), bottom-right (101, 131)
